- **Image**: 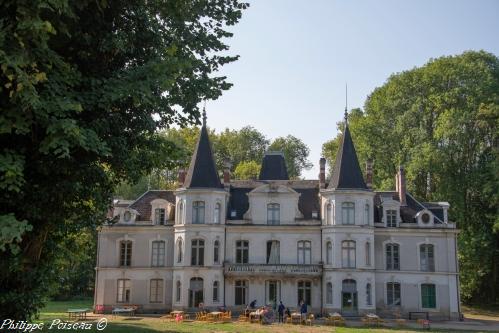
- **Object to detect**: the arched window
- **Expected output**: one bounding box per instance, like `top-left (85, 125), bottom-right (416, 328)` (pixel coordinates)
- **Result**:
top-left (326, 241), bottom-right (333, 265)
top-left (364, 204), bottom-right (370, 225)
top-left (365, 242), bottom-right (371, 266)
top-left (213, 240), bottom-right (220, 264)
top-left (119, 240), bottom-right (132, 267)
top-left (326, 203), bottom-right (332, 225)
top-left (177, 238), bottom-right (183, 263)
top-left (176, 201), bottom-right (184, 225)
top-left (214, 202), bottom-right (221, 224)
top-left (386, 243), bottom-right (400, 270)
top-left (366, 283), bottom-right (372, 306)
top-left (213, 281), bottom-right (219, 302)
top-left (341, 240), bottom-right (356, 268)
top-left (266, 240), bottom-right (280, 264)
top-left (326, 282), bottom-right (333, 304)
top-left (297, 280), bottom-right (312, 306)
top-left (192, 201), bottom-right (205, 224)
top-left (420, 244), bottom-right (435, 272)
top-left (342, 202), bottom-right (355, 225)
top-left (189, 277), bottom-right (204, 307)
top-left (267, 203), bottom-right (280, 225)
top-left (387, 282), bottom-right (401, 306)
top-left (191, 239), bottom-right (205, 266)
top-left (297, 240), bottom-right (311, 264)
top-left (151, 240), bottom-right (165, 267)
top-left (176, 281), bottom-right (181, 302)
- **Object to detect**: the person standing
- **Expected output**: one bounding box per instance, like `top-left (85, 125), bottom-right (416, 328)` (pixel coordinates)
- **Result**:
top-left (278, 301), bottom-right (285, 323)
top-left (300, 300), bottom-right (307, 322)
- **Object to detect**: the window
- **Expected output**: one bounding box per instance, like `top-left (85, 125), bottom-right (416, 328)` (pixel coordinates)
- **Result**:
top-left (117, 279), bottom-right (131, 303)
top-left (266, 240), bottom-right (280, 264)
top-left (366, 283), bottom-right (372, 306)
top-left (192, 201), bottom-right (205, 224)
top-left (213, 281), bottom-right (219, 302)
top-left (177, 238), bottom-right (183, 263)
top-left (342, 202), bottom-right (355, 225)
top-left (150, 279), bottom-right (163, 303)
top-left (123, 211), bottom-right (131, 222)
top-left (214, 240), bottom-right (220, 264)
top-left (266, 280), bottom-right (280, 305)
top-left (386, 209), bottom-right (397, 227)
top-left (387, 282), bottom-right (401, 306)
top-left (155, 208), bottom-right (166, 225)
top-left (297, 280), bottom-right (311, 306)
top-left (297, 241), bottom-right (311, 264)
top-left (326, 203), bottom-right (332, 225)
top-left (365, 242), bottom-right (371, 266)
top-left (420, 244), bottom-right (435, 272)
top-left (236, 240), bottom-right (249, 264)
top-left (189, 277), bottom-right (204, 308)
top-left (267, 203), bottom-right (280, 225)
top-left (191, 239), bottom-right (205, 266)
top-left (176, 281), bottom-right (181, 302)
top-left (177, 201), bottom-right (184, 224)
top-left (326, 282), bottom-right (333, 304)
top-left (421, 284), bottom-right (436, 308)
top-left (235, 280), bottom-right (248, 305)
top-left (120, 240), bottom-right (132, 267)
top-left (364, 204), bottom-right (370, 225)
top-left (151, 240), bottom-right (165, 267)
top-left (214, 203), bottom-right (221, 224)
top-left (386, 243), bottom-right (400, 270)
top-left (326, 241), bottom-right (332, 265)
top-left (341, 240), bottom-right (356, 268)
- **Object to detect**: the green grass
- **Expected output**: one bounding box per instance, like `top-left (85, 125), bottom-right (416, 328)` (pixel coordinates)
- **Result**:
top-left (32, 299), bottom-right (493, 333)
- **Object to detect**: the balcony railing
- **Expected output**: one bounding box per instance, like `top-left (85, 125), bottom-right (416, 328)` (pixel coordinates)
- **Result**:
top-left (224, 263), bottom-right (322, 277)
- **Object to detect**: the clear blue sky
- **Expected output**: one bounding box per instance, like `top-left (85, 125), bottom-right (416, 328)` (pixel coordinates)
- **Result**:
top-left (206, 0), bottom-right (499, 179)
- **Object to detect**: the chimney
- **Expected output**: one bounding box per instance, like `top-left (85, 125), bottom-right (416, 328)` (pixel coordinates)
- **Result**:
top-left (319, 157), bottom-right (326, 188)
top-left (398, 165), bottom-right (407, 206)
top-left (365, 158), bottom-right (373, 189)
top-left (223, 160), bottom-right (232, 184)
top-left (177, 168), bottom-right (186, 185)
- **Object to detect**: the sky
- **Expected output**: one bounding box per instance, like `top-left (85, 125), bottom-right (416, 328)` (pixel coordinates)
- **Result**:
top-left (205, 0), bottom-right (499, 179)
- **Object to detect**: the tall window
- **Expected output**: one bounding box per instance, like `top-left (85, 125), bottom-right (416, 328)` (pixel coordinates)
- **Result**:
top-left (235, 280), bottom-right (248, 305)
top-left (326, 241), bottom-right (333, 265)
top-left (387, 282), bottom-right (401, 306)
top-left (266, 280), bottom-right (280, 304)
top-left (297, 280), bottom-right (311, 306)
top-left (364, 204), bottom-right (370, 225)
top-left (342, 202), bottom-right (355, 225)
top-left (326, 203), bottom-right (332, 225)
top-left (266, 240), bottom-right (280, 264)
top-left (151, 240), bottom-right (165, 267)
top-left (236, 240), bottom-right (249, 264)
top-left (365, 242), bottom-right (371, 266)
top-left (191, 239), bottom-right (205, 266)
top-left (297, 241), bottom-right (311, 264)
top-left (117, 279), bottom-right (131, 303)
top-left (120, 240), bottom-right (132, 267)
top-left (214, 203), bottom-right (221, 224)
top-left (213, 281), bottom-right (219, 302)
top-left (267, 203), bottom-right (280, 225)
top-left (386, 209), bottom-right (397, 227)
top-left (150, 279), bottom-right (163, 303)
top-left (421, 284), bottom-right (436, 308)
top-left (420, 244), bottom-right (435, 272)
top-left (192, 201), bottom-right (205, 224)
top-left (341, 240), bottom-right (356, 268)
top-left (176, 281), bottom-right (181, 302)
top-left (177, 201), bottom-right (184, 224)
top-left (177, 238), bottom-right (183, 263)
top-left (366, 283), bottom-right (372, 306)
top-left (155, 208), bottom-right (166, 225)
top-left (326, 282), bottom-right (333, 304)
top-left (213, 240), bottom-right (220, 264)
top-left (386, 243), bottom-right (400, 270)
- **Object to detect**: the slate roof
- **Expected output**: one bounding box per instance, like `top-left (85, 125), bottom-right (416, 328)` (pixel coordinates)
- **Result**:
top-left (183, 125), bottom-right (223, 189)
top-left (259, 152), bottom-right (289, 180)
top-left (129, 190), bottom-right (175, 221)
top-left (328, 124), bottom-right (368, 190)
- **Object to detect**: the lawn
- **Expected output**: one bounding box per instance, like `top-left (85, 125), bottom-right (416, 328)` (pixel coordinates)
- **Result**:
top-left (30, 299), bottom-right (496, 333)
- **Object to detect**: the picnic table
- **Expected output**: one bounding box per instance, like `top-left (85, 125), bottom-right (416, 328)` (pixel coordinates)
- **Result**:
top-left (249, 311), bottom-right (262, 323)
top-left (112, 307), bottom-right (136, 317)
top-left (67, 308), bottom-right (90, 320)
top-left (325, 313), bottom-right (345, 326)
top-left (290, 312), bottom-right (302, 324)
top-left (362, 313), bottom-right (385, 327)
top-left (208, 311), bottom-right (224, 322)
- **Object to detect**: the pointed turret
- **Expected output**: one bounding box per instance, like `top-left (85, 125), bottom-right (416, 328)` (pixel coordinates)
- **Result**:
top-left (328, 114), bottom-right (368, 190)
top-left (183, 108), bottom-right (222, 189)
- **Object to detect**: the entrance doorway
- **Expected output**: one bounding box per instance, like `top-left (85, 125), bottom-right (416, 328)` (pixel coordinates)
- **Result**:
top-left (341, 279), bottom-right (358, 315)
top-left (189, 277), bottom-right (204, 307)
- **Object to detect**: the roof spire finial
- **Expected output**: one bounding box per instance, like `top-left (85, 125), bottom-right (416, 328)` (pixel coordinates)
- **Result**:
top-left (344, 83), bottom-right (348, 123)
top-left (202, 100), bottom-right (207, 127)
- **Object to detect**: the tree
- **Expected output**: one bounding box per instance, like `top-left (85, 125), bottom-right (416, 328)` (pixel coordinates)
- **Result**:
top-left (269, 135), bottom-right (313, 179)
top-left (233, 160), bottom-right (261, 180)
top-left (0, 0), bottom-right (248, 320)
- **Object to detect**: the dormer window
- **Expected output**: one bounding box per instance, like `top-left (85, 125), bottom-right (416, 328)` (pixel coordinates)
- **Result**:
top-left (155, 208), bottom-right (166, 225)
top-left (267, 203), bottom-right (280, 225)
top-left (214, 203), bottom-right (221, 224)
top-left (364, 204), bottom-right (370, 225)
top-left (386, 210), bottom-right (397, 227)
top-left (312, 210), bottom-right (318, 219)
top-left (421, 213), bottom-right (430, 224)
top-left (326, 203), bottom-right (332, 225)
top-left (123, 211), bottom-right (132, 223)
top-left (342, 202), bottom-right (355, 225)
top-left (230, 210), bottom-right (237, 218)
top-left (192, 201), bottom-right (205, 224)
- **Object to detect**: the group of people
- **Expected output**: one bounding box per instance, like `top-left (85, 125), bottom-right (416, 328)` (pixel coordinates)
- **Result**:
top-left (245, 299), bottom-right (308, 324)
